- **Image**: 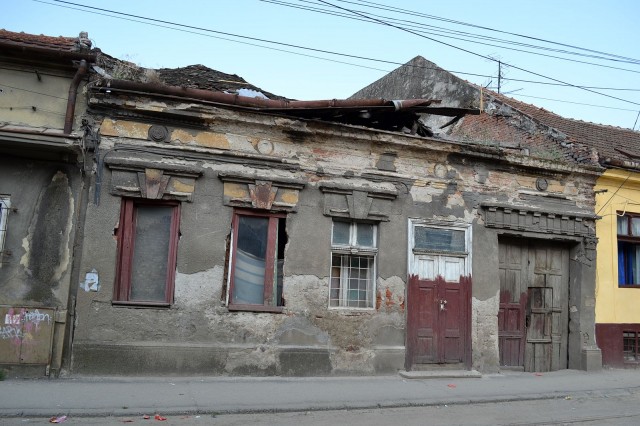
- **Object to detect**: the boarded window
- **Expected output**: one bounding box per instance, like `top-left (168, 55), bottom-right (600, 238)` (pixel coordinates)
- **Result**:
top-left (113, 199), bottom-right (180, 306)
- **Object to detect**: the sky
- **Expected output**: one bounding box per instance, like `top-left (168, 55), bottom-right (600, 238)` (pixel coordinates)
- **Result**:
top-left (4, 0), bottom-right (640, 130)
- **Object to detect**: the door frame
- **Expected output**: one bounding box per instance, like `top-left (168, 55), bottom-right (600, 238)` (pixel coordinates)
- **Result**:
top-left (406, 219), bottom-right (472, 369)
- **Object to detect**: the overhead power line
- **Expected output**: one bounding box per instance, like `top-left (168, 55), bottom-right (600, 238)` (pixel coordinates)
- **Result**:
top-left (39, 0), bottom-right (640, 95)
top-left (335, 0), bottom-right (640, 64)
top-left (262, 0), bottom-right (640, 74)
top-left (506, 93), bottom-right (640, 112)
top-left (316, 0), bottom-right (640, 107)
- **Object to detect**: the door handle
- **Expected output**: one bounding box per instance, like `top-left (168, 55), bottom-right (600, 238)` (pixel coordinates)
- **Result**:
top-left (439, 299), bottom-right (447, 311)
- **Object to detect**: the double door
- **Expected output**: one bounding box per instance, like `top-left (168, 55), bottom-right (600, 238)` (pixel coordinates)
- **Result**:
top-left (407, 251), bottom-right (470, 369)
top-left (498, 239), bottom-right (569, 372)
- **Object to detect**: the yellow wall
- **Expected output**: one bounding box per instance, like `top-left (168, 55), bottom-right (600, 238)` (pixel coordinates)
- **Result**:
top-left (595, 168), bottom-right (640, 323)
top-left (0, 67), bottom-right (87, 131)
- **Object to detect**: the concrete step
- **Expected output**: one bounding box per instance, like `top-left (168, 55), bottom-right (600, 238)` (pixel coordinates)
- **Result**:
top-left (399, 369), bottom-right (482, 379)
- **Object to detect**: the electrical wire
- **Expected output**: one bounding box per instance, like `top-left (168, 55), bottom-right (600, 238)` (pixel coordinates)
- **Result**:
top-left (24, 0), bottom-right (640, 115)
top-left (0, 83), bottom-right (69, 100)
top-left (505, 94), bottom-right (640, 112)
top-left (34, 0), bottom-right (640, 93)
top-left (264, 0), bottom-right (640, 73)
top-left (316, 0), bottom-right (640, 108)
top-left (334, 0), bottom-right (640, 64)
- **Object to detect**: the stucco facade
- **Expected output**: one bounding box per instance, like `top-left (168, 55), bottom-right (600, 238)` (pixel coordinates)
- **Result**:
top-left (68, 82), bottom-right (602, 376)
top-left (595, 169), bottom-right (640, 367)
top-left (0, 30), bottom-right (94, 377)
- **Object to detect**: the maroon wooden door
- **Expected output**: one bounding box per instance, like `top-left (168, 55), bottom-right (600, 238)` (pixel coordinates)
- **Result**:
top-left (406, 274), bottom-right (470, 368)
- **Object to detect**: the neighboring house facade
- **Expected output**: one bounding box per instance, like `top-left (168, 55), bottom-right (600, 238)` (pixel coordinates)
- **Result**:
top-left (65, 67), bottom-right (601, 376)
top-left (351, 56), bottom-right (605, 372)
top-left (591, 136), bottom-right (640, 367)
top-left (0, 30), bottom-right (96, 376)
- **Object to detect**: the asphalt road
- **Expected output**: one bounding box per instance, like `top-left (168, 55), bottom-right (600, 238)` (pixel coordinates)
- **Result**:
top-left (5, 388), bottom-right (640, 425)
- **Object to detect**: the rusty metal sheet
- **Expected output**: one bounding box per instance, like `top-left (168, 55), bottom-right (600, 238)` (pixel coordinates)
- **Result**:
top-left (0, 306), bottom-right (55, 365)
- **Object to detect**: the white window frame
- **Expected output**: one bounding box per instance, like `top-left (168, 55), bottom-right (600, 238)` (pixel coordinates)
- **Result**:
top-left (408, 219), bottom-right (472, 281)
top-left (329, 221), bottom-right (378, 309)
top-left (0, 196), bottom-right (10, 266)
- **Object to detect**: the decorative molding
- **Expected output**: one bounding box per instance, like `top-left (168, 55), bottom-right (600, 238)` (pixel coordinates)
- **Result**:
top-left (148, 125), bottom-right (169, 142)
top-left (319, 182), bottom-right (398, 221)
top-left (105, 156), bottom-right (202, 202)
top-left (219, 172), bottom-right (305, 212)
top-left (481, 203), bottom-right (596, 237)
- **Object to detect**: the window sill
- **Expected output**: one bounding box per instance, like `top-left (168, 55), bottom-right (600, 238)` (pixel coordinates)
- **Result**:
top-left (618, 285), bottom-right (640, 288)
top-left (112, 301), bottom-right (171, 309)
top-left (228, 304), bottom-right (283, 313)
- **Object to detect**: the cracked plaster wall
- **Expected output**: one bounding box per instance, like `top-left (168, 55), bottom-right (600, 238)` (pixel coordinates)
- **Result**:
top-left (71, 109), bottom-right (597, 375)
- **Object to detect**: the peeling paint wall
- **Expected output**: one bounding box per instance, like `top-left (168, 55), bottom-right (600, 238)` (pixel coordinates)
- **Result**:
top-left (0, 158), bottom-right (82, 374)
top-left (71, 94), bottom-right (599, 376)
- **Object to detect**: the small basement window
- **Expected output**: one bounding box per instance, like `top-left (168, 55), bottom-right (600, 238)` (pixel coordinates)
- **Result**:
top-left (624, 331), bottom-right (640, 362)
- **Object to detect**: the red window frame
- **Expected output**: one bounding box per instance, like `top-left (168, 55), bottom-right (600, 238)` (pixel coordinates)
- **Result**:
top-left (228, 209), bottom-right (285, 313)
top-left (113, 198), bottom-right (181, 307)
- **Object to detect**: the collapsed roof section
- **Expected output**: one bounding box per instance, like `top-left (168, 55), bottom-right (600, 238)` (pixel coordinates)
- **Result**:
top-left (92, 79), bottom-right (479, 136)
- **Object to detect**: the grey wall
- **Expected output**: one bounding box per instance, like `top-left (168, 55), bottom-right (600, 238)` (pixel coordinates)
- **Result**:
top-left (70, 101), bottom-right (598, 376)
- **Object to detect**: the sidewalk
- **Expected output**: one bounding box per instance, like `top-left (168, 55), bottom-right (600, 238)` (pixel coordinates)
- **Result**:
top-left (2, 369), bottom-right (640, 418)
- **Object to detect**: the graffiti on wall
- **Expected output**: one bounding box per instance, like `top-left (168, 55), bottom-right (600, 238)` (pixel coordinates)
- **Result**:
top-left (1, 308), bottom-right (51, 345)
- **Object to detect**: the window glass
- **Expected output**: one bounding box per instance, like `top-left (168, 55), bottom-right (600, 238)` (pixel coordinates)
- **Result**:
top-left (114, 200), bottom-right (179, 306)
top-left (330, 252), bottom-right (375, 308)
top-left (232, 216), bottom-right (269, 305)
top-left (356, 223), bottom-right (375, 247)
top-left (332, 221), bottom-right (350, 245)
top-left (129, 206), bottom-right (173, 302)
top-left (618, 216), bottom-right (628, 235)
top-left (0, 196), bottom-right (10, 259)
top-left (632, 218), bottom-right (640, 236)
top-left (618, 242), bottom-right (640, 285)
top-left (414, 227), bottom-right (465, 252)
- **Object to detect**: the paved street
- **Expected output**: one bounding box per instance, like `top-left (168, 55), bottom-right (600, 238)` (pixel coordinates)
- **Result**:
top-left (4, 390), bottom-right (640, 425)
top-left (2, 369), bottom-right (640, 425)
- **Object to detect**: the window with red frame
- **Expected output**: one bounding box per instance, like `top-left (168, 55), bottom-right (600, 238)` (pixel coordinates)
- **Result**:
top-left (113, 199), bottom-right (180, 306)
top-left (228, 210), bottom-right (286, 312)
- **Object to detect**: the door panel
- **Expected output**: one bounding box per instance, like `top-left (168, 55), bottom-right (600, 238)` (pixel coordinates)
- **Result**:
top-left (498, 241), bottom-right (528, 367)
top-left (414, 281), bottom-right (438, 363)
top-left (443, 285), bottom-right (464, 362)
top-left (443, 257), bottom-right (465, 282)
top-left (415, 255), bottom-right (438, 281)
top-left (407, 275), bottom-right (469, 368)
top-left (499, 239), bottom-right (569, 372)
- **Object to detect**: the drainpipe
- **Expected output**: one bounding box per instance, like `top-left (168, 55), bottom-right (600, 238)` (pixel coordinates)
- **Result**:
top-left (64, 59), bottom-right (88, 134)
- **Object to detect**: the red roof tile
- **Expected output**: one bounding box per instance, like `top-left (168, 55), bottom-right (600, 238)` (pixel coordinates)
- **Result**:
top-left (0, 29), bottom-right (80, 52)
top-left (487, 90), bottom-right (640, 164)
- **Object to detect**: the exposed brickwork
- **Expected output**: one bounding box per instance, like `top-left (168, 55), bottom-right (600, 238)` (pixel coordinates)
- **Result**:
top-left (488, 91), bottom-right (640, 164)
